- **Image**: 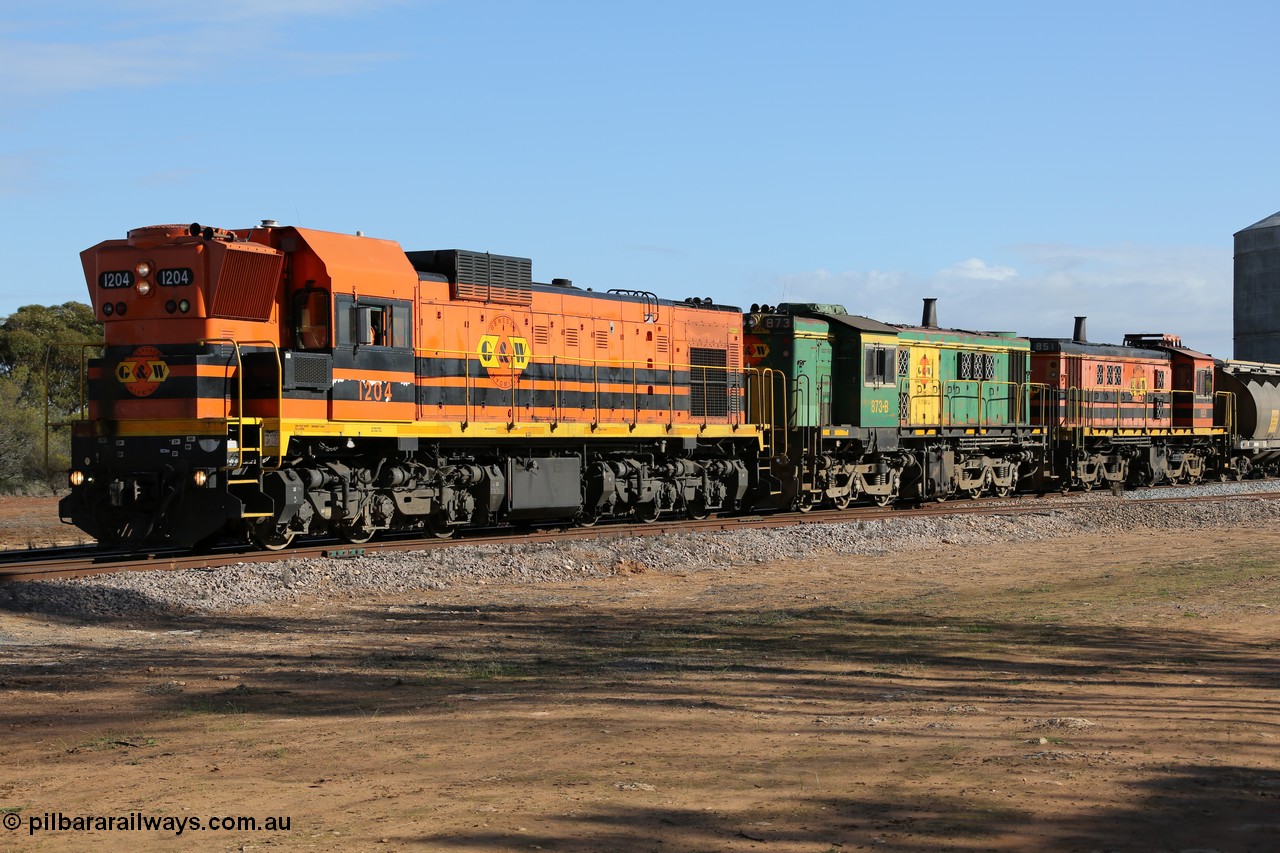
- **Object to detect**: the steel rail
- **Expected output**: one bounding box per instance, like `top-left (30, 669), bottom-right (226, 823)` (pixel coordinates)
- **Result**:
top-left (3, 486), bottom-right (1278, 584)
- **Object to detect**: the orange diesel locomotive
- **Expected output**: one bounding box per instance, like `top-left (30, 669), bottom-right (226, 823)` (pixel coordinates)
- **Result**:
top-left (61, 222), bottom-right (760, 548)
top-left (1029, 319), bottom-right (1218, 490)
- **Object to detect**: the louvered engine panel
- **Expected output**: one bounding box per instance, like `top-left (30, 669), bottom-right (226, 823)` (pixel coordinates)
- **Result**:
top-left (211, 248), bottom-right (283, 320)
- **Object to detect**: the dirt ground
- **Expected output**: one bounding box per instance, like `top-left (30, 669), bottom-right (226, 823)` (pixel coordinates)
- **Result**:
top-left (0, 496), bottom-right (91, 550)
top-left (2, 502), bottom-right (1279, 852)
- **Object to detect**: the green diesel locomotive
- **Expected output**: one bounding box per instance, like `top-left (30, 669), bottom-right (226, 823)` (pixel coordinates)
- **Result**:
top-left (745, 299), bottom-right (1047, 509)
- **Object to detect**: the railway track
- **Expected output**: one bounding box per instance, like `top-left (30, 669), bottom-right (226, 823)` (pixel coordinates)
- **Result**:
top-left (2, 485), bottom-right (1277, 584)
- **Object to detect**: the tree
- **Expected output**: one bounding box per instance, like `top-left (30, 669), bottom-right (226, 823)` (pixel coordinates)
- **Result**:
top-left (0, 303), bottom-right (102, 491)
top-left (0, 302), bottom-right (102, 416)
top-left (0, 376), bottom-right (46, 491)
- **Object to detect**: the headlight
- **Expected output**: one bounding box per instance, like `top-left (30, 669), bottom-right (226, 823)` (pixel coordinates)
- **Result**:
top-left (135, 261), bottom-right (152, 278)
top-left (69, 470), bottom-right (86, 486)
top-left (192, 469), bottom-right (209, 486)
top-left (136, 280), bottom-right (152, 296)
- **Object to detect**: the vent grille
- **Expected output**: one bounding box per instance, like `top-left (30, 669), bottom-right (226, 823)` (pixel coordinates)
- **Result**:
top-left (689, 347), bottom-right (729, 419)
top-left (211, 248), bottom-right (283, 320)
top-left (565, 328), bottom-right (579, 348)
top-left (656, 335), bottom-right (669, 354)
top-left (283, 352), bottom-right (332, 391)
top-left (534, 326), bottom-right (550, 346)
top-left (595, 330), bottom-right (609, 349)
top-left (406, 249), bottom-right (532, 306)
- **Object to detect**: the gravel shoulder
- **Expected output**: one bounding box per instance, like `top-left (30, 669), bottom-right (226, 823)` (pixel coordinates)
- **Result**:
top-left (2, 489), bottom-right (1279, 851)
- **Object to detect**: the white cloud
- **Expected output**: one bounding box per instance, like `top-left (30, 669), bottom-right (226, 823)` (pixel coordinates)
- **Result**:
top-left (0, 2), bottom-right (407, 98)
top-left (774, 242), bottom-right (1233, 357)
top-left (938, 257), bottom-right (1018, 281)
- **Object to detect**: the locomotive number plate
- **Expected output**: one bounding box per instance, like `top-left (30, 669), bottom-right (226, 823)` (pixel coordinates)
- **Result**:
top-left (157, 267), bottom-right (194, 286)
top-left (98, 271), bottom-right (134, 289)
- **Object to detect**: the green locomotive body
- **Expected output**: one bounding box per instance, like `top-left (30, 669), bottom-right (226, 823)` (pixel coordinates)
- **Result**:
top-left (745, 300), bottom-right (1047, 508)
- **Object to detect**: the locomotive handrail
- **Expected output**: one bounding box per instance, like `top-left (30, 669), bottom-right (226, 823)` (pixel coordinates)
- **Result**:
top-left (743, 366), bottom-right (787, 456)
top-left (40, 340), bottom-right (104, 470)
top-left (199, 338), bottom-right (283, 471)
top-left (1054, 385), bottom-right (1218, 435)
top-left (900, 378), bottom-right (1035, 430)
top-left (1215, 390), bottom-right (1236, 441)
top-left (412, 345), bottom-right (755, 430)
top-left (817, 373), bottom-right (833, 426)
top-left (793, 373), bottom-right (811, 431)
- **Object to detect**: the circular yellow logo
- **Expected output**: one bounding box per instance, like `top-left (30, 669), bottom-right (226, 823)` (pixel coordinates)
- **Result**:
top-left (476, 315), bottom-right (531, 390)
top-left (116, 346), bottom-right (170, 397)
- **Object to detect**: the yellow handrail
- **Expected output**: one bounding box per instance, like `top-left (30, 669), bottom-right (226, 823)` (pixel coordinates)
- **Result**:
top-left (41, 340), bottom-right (104, 469)
top-left (412, 345), bottom-right (759, 430)
top-left (200, 338), bottom-right (283, 471)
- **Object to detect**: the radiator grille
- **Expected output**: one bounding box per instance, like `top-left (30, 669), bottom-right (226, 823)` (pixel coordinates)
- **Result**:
top-left (210, 248), bottom-right (282, 320)
top-left (689, 347), bottom-right (729, 419)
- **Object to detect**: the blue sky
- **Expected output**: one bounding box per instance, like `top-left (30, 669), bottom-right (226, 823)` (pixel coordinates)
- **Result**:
top-left (2, 0), bottom-right (1276, 357)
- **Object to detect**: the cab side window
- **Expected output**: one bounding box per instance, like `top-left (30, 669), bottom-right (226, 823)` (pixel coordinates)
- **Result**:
top-left (292, 288), bottom-right (331, 350)
top-left (367, 306), bottom-right (388, 346)
top-left (336, 297), bottom-right (413, 349)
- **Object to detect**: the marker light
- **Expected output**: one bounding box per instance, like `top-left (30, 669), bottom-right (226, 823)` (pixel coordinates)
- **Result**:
top-left (166, 300), bottom-right (177, 314)
top-left (103, 302), bottom-right (114, 316)
top-left (69, 470), bottom-right (86, 486)
top-left (178, 299), bottom-right (191, 313)
top-left (136, 280), bottom-right (152, 296)
top-left (135, 261), bottom-right (152, 278)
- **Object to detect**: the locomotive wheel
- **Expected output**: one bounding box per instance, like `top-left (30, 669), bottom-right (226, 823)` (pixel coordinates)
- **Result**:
top-left (573, 510), bottom-right (600, 528)
top-left (966, 487), bottom-right (983, 499)
top-left (338, 523), bottom-right (375, 545)
top-left (252, 522), bottom-right (296, 552)
top-left (832, 493), bottom-right (852, 510)
top-left (427, 515), bottom-right (455, 539)
top-left (873, 493), bottom-right (894, 507)
top-left (686, 499), bottom-right (709, 520)
top-left (635, 502), bottom-right (660, 524)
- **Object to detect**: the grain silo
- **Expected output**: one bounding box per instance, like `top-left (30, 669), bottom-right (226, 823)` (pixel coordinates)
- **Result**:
top-left (1235, 210), bottom-right (1280, 362)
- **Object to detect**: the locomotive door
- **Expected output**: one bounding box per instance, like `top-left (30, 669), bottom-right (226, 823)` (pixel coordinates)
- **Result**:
top-left (1065, 356), bottom-right (1083, 427)
top-left (330, 295), bottom-right (416, 422)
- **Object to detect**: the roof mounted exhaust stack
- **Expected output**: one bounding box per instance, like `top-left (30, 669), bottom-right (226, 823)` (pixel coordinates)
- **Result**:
top-left (922, 297), bottom-right (938, 329)
top-left (1073, 316), bottom-right (1088, 344)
